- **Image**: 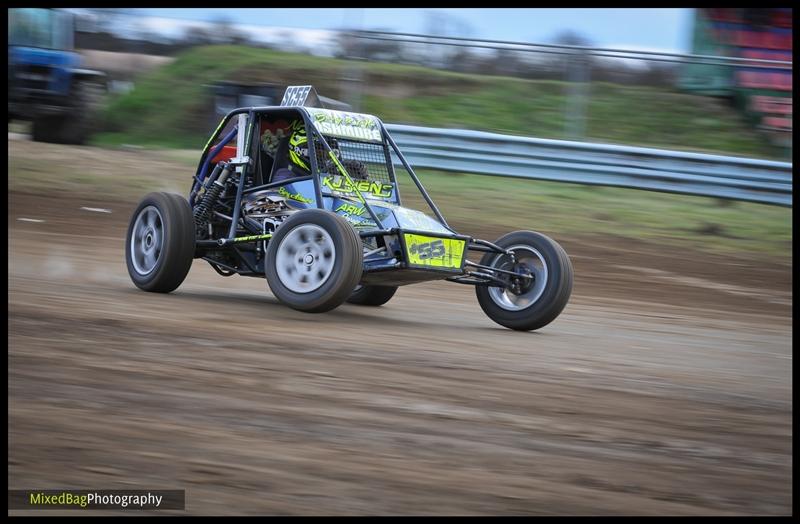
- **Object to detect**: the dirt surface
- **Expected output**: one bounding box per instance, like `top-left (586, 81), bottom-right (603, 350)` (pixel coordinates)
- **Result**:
top-left (8, 186), bottom-right (792, 515)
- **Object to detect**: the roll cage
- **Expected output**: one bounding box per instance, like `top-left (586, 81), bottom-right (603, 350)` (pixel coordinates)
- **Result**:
top-left (189, 87), bottom-right (516, 289)
top-left (191, 105), bottom-right (452, 237)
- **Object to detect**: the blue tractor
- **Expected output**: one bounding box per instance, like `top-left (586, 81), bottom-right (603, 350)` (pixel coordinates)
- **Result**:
top-left (8, 8), bottom-right (106, 144)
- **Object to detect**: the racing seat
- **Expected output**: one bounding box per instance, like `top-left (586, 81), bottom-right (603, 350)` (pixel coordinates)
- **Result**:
top-left (267, 136), bottom-right (290, 184)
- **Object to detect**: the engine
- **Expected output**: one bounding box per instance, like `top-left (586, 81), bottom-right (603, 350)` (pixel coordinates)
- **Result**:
top-left (241, 190), bottom-right (296, 233)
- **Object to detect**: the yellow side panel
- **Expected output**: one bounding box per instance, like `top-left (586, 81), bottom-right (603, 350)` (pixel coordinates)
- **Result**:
top-left (403, 234), bottom-right (466, 269)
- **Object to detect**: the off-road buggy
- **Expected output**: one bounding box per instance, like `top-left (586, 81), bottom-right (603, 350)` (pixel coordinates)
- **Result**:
top-left (125, 86), bottom-right (573, 331)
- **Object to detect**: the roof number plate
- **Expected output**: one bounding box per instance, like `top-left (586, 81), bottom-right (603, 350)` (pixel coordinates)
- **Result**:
top-left (280, 85), bottom-right (312, 106)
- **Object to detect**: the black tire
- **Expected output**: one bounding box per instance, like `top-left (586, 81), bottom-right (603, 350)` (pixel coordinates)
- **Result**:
top-left (265, 209), bottom-right (363, 313)
top-left (59, 80), bottom-right (105, 145)
top-left (31, 115), bottom-right (61, 143)
top-left (30, 81), bottom-right (105, 145)
top-left (475, 231), bottom-right (573, 331)
top-left (346, 285), bottom-right (398, 306)
top-left (125, 192), bottom-right (195, 293)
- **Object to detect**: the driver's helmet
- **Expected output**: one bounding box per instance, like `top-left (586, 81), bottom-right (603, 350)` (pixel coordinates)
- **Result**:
top-left (287, 123), bottom-right (310, 173)
top-left (288, 123), bottom-right (339, 174)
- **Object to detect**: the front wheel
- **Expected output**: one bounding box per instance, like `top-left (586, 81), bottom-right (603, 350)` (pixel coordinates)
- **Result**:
top-left (265, 209), bottom-right (363, 313)
top-left (125, 192), bottom-right (196, 293)
top-left (475, 231), bottom-right (573, 331)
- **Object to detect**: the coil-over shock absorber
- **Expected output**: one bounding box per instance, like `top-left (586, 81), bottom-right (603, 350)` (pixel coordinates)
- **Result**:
top-left (193, 163), bottom-right (231, 239)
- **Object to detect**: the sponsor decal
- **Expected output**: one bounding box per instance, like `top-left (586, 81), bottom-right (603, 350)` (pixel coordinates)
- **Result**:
top-left (323, 176), bottom-right (393, 199)
top-left (335, 203), bottom-right (366, 216)
top-left (278, 186), bottom-right (313, 204)
top-left (308, 108), bottom-right (382, 142)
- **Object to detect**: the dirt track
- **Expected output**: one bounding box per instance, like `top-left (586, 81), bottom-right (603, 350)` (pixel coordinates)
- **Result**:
top-left (8, 185), bottom-right (792, 514)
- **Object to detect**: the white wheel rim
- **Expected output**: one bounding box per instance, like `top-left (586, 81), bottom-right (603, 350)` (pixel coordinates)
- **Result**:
top-left (275, 224), bottom-right (336, 293)
top-left (488, 245), bottom-right (548, 311)
top-left (130, 205), bottom-right (164, 276)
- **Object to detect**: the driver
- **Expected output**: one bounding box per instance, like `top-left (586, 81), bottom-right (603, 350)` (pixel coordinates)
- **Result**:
top-left (271, 122), bottom-right (331, 183)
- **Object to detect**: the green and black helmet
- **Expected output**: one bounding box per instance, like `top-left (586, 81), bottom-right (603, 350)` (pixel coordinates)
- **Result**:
top-left (288, 122), bottom-right (340, 174)
top-left (288, 122), bottom-right (310, 172)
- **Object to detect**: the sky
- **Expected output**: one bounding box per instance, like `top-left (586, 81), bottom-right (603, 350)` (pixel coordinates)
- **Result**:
top-left (131, 8), bottom-right (694, 53)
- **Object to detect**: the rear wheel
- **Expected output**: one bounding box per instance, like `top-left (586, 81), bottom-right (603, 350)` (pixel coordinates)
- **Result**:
top-left (475, 231), bottom-right (573, 331)
top-left (347, 285), bottom-right (398, 306)
top-left (125, 192), bottom-right (195, 293)
top-left (265, 209), bottom-right (363, 313)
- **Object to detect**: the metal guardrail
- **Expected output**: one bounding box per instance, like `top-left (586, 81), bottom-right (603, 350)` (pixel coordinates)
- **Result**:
top-left (383, 124), bottom-right (793, 206)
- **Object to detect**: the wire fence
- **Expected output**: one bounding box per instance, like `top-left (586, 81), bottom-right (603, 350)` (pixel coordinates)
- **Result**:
top-left (350, 30), bottom-right (793, 68)
top-left (342, 29), bottom-right (792, 150)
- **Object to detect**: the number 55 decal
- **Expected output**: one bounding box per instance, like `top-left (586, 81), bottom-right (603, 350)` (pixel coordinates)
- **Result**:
top-left (410, 239), bottom-right (445, 260)
top-left (404, 234), bottom-right (466, 269)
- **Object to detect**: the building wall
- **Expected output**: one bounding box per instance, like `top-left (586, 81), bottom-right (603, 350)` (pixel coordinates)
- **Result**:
top-left (683, 8), bottom-right (792, 149)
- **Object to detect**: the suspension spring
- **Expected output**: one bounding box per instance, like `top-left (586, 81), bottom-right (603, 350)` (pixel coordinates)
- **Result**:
top-left (193, 165), bottom-right (230, 238)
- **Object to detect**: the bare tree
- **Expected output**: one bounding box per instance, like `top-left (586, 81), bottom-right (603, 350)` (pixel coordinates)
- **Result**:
top-left (550, 30), bottom-right (592, 47)
top-left (334, 30), bottom-right (359, 59)
top-left (84, 8), bottom-right (134, 34)
top-left (446, 47), bottom-right (478, 73)
top-left (542, 30), bottom-right (594, 83)
top-left (422, 11), bottom-right (476, 69)
top-left (182, 24), bottom-right (215, 47)
top-left (493, 48), bottom-right (527, 76)
top-left (209, 14), bottom-right (237, 45)
top-left (336, 29), bottom-right (404, 62)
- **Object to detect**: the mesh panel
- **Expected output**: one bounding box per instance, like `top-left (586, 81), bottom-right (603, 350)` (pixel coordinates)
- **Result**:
top-left (311, 133), bottom-right (394, 185)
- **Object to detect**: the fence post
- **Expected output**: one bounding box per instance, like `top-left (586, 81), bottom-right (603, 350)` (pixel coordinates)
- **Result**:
top-left (340, 30), bottom-right (366, 112)
top-left (564, 50), bottom-right (590, 140)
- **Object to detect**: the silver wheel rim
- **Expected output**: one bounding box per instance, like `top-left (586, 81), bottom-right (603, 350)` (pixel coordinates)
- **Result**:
top-left (130, 205), bottom-right (164, 276)
top-left (488, 245), bottom-right (548, 311)
top-left (275, 224), bottom-right (336, 293)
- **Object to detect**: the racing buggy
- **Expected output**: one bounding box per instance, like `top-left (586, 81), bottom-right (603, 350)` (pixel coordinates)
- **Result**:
top-left (125, 86), bottom-right (573, 331)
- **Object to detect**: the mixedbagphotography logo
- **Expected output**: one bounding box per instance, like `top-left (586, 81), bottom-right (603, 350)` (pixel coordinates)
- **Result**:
top-left (8, 490), bottom-right (185, 510)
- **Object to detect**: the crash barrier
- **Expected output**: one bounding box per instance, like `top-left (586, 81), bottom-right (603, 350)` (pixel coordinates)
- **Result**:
top-left (382, 124), bottom-right (793, 207)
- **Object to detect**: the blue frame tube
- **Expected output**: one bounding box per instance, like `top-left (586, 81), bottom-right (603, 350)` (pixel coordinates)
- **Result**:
top-left (190, 125), bottom-right (238, 206)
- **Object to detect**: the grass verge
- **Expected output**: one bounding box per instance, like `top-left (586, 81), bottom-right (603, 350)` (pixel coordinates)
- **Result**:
top-left (92, 45), bottom-right (781, 159)
top-left (9, 139), bottom-right (791, 262)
